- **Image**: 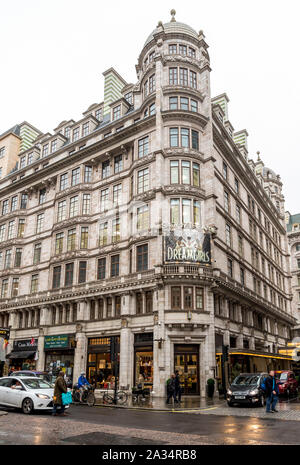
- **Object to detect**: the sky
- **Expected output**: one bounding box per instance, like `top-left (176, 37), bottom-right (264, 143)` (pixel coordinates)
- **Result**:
top-left (0, 0), bottom-right (299, 213)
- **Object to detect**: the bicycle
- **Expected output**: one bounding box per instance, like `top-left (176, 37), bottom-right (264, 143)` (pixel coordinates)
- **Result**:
top-left (102, 389), bottom-right (128, 405)
top-left (132, 385), bottom-right (151, 403)
top-left (72, 384), bottom-right (95, 407)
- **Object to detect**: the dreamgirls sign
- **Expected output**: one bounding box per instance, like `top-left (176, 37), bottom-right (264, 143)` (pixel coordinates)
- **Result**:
top-left (163, 226), bottom-right (211, 264)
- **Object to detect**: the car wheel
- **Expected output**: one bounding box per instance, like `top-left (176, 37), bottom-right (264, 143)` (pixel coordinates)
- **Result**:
top-left (286, 389), bottom-right (290, 398)
top-left (22, 398), bottom-right (34, 414)
top-left (227, 401), bottom-right (234, 407)
top-left (259, 395), bottom-right (265, 407)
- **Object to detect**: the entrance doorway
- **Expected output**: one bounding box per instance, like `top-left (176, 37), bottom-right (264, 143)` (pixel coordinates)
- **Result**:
top-left (174, 344), bottom-right (199, 395)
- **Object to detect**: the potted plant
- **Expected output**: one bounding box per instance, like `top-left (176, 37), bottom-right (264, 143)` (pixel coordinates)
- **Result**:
top-left (207, 378), bottom-right (215, 398)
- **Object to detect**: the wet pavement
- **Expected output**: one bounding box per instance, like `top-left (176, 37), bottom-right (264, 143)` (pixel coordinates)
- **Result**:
top-left (2, 398), bottom-right (300, 445)
top-left (95, 394), bottom-right (224, 410)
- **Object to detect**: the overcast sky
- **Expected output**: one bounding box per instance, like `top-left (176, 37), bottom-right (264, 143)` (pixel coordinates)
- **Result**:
top-left (1, 0), bottom-right (299, 213)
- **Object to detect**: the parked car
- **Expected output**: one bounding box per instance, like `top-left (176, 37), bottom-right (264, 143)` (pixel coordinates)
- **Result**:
top-left (9, 371), bottom-right (57, 387)
top-left (227, 373), bottom-right (268, 407)
top-left (0, 376), bottom-right (67, 414)
top-left (275, 370), bottom-right (298, 397)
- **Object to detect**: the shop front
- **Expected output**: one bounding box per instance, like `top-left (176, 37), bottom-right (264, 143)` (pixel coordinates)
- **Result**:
top-left (87, 336), bottom-right (120, 389)
top-left (216, 348), bottom-right (292, 388)
top-left (134, 333), bottom-right (153, 390)
top-left (174, 344), bottom-right (200, 395)
top-left (44, 334), bottom-right (75, 382)
top-left (6, 338), bottom-right (38, 371)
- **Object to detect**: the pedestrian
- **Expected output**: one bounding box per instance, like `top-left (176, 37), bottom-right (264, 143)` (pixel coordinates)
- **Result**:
top-left (265, 370), bottom-right (279, 413)
top-left (174, 370), bottom-right (181, 403)
top-left (166, 373), bottom-right (176, 404)
top-left (52, 370), bottom-right (69, 417)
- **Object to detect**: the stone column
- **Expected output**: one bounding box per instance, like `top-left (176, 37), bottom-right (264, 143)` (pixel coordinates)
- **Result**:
top-left (28, 310), bottom-right (32, 328)
top-left (153, 286), bottom-right (166, 397)
top-left (201, 288), bottom-right (218, 397)
top-left (77, 300), bottom-right (86, 321)
top-left (36, 330), bottom-right (45, 371)
top-left (73, 325), bottom-right (87, 382)
top-left (111, 296), bottom-right (116, 318)
top-left (119, 322), bottom-right (132, 389)
top-left (69, 303), bottom-right (74, 323)
top-left (8, 311), bottom-right (17, 329)
top-left (40, 306), bottom-right (50, 326)
top-left (55, 305), bottom-right (60, 325)
top-left (62, 304), bottom-right (67, 324)
top-left (223, 330), bottom-right (230, 346)
top-left (249, 336), bottom-right (255, 350)
top-left (94, 299), bottom-right (99, 320)
top-left (236, 332), bottom-right (243, 349)
top-left (103, 298), bottom-right (107, 319)
top-left (142, 292), bottom-right (146, 314)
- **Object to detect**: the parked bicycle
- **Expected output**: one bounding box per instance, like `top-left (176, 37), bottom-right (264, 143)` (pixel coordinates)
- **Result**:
top-left (72, 383), bottom-right (95, 407)
top-left (102, 389), bottom-right (128, 405)
top-left (132, 384), bottom-right (151, 403)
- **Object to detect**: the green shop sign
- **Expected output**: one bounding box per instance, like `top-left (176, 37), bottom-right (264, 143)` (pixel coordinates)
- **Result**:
top-left (44, 334), bottom-right (69, 349)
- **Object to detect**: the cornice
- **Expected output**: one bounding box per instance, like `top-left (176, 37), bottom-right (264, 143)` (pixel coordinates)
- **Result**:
top-left (161, 184), bottom-right (206, 199)
top-left (55, 183), bottom-right (93, 200)
top-left (162, 85), bottom-right (205, 102)
top-left (161, 109), bottom-right (209, 128)
top-left (162, 147), bottom-right (205, 162)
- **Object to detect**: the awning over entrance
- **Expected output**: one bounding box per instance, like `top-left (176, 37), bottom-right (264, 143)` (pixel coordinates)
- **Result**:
top-left (6, 351), bottom-right (36, 359)
top-left (216, 348), bottom-right (292, 361)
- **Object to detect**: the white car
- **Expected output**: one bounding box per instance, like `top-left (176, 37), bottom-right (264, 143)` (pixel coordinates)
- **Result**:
top-left (0, 376), bottom-right (69, 414)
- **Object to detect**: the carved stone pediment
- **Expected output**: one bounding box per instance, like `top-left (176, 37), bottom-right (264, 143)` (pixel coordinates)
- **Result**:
top-left (55, 183), bottom-right (93, 200)
top-left (53, 216), bottom-right (94, 232)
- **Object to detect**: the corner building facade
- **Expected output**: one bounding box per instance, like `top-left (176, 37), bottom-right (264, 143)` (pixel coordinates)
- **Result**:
top-left (0, 13), bottom-right (295, 395)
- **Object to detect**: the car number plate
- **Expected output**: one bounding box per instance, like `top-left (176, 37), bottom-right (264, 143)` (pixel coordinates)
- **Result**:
top-left (235, 395), bottom-right (245, 399)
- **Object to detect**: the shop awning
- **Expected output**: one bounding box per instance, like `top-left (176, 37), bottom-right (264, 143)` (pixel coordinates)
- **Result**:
top-left (216, 349), bottom-right (292, 361)
top-left (6, 351), bottom-right (36, 359)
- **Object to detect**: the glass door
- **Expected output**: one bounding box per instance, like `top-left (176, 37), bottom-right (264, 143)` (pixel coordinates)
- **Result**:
top-left (174, 351), bottom-right (199, 395)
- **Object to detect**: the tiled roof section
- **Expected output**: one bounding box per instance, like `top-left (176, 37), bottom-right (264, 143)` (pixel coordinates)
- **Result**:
top-left (0, 124), bottom-right (21, 140)
top-left (287, 213), bottom-right (300, 232)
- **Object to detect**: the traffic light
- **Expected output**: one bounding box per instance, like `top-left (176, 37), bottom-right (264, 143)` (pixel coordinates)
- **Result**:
top-left (222, 345), bottom-right (229, 362)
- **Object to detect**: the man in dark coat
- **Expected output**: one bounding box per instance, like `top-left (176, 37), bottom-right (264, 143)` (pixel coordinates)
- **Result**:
top-left (174, 370), bottom-right (182, 403)
top-left (166, 374), bottom-right (176, 404)
top-left (52, 371), bottom-right (68, 416)
top-left (265, 370), bottom-right (279, 413)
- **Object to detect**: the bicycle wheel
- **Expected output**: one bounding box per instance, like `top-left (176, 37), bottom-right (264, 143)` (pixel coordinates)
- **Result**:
top-left (117, 391), bottom-right (128, 405)
top-left (87, 392), bottom-right (95, 407)
top-left (103, 393), bottom-right (114, 404)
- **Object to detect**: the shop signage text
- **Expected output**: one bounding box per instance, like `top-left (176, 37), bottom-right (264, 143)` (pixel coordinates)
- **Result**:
top-left (0, 328), bottom-right (10, 340)
top-left (164, 227), bottom-right (211, 264)
top-left (45, 334), bottom-right (69, 349)
top-left (13, 339), bottom-right (38, 351)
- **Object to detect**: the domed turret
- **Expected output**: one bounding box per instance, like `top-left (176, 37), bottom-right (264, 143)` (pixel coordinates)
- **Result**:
top-left (143, 10), bottom-right (199, 48)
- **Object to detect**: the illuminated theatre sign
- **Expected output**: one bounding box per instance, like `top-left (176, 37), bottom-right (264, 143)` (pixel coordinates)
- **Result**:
top-left (163, 226), bottom-right (211, 264)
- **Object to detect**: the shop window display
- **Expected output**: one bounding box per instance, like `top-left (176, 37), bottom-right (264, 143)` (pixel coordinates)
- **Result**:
top-left (135, 351), bottom-right (153, 389)
top-left (87, 337), bottom-right (120, 389)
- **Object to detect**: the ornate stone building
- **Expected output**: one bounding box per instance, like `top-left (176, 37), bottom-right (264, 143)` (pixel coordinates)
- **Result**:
top-left (286, 212), bottom-right (300, 337)
top-left (0, 11), bottom-right (294, 395)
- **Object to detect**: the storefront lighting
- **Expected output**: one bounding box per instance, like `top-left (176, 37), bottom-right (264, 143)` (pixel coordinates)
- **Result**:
top-left (154, 338), bottom-right (164, 349)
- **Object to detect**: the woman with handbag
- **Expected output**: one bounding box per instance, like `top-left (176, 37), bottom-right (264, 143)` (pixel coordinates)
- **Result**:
top-left (52, 371), bottom-right (69, 416)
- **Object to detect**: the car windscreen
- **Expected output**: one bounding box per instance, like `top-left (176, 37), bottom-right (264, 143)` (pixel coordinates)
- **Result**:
top-left (22, 379), bottom-right (52, 389)
top-left (275, 373), bottom-right (288, 381)
top-left (40, 374), bottom-right (56, 384)
top-left (233, 375), bottom-right (259, 385)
